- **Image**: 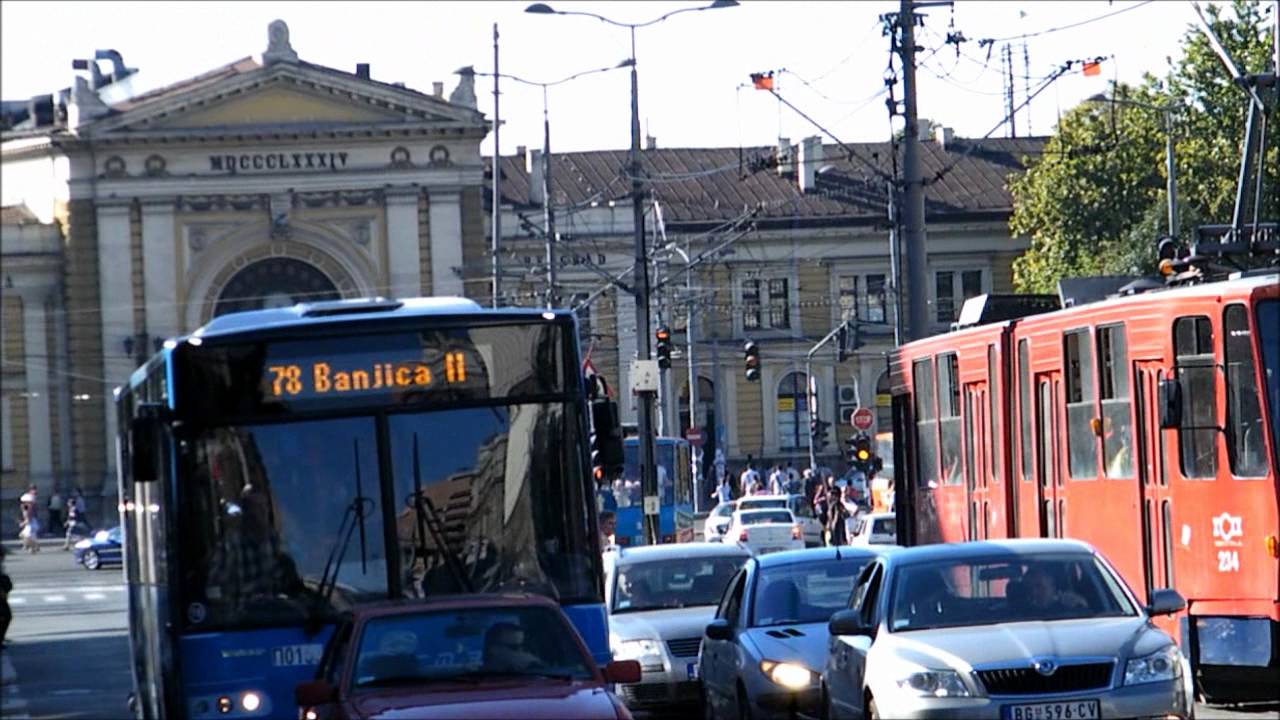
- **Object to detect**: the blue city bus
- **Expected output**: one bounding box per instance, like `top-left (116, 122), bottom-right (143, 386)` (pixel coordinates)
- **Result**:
top-left (115, 298), bottom-right (608, 720)
top-left (605, 437), bottom-right (694, 546)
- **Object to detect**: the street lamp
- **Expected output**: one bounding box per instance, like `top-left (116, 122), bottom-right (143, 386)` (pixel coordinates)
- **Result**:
top-left (1086, 92), bottom-right (1181, 240)
top-left (527, 0), bottom-right (738, 545)
top-left (458, 60), bottom-right (631, 308)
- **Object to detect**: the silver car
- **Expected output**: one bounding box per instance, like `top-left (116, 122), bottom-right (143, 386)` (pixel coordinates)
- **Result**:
top-left (700, 546), bottom-right (893, 720)
top-left (605, 542), bottom-right (751, 710)
top-left (822, 539), bottom-right (1193, 720)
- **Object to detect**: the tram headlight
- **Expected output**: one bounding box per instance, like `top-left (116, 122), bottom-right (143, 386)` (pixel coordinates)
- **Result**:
top-left (217, 696), bottom-right (233, 714)
top-left (240, 691), bottom-right (262, 712)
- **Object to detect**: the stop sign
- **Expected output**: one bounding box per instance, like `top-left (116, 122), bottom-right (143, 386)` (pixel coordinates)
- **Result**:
top-left (851, 407), bottom-right (874, 432)
top-left (685, 427), bottom-right (704, 446)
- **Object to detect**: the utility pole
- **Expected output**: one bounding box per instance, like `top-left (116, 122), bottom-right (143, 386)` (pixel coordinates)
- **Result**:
top-left (541, 84), bottom-right (557, 308)
top-left (629, 27), bottom-right (660, 546)
top-left (491, 23), bottom-right (501, 308)
top-left (887, 180), bottom-right (904, 346)
top-left (898, 0), bottom-right (937, 342)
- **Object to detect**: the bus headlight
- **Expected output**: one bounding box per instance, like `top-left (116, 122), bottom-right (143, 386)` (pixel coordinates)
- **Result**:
top-left (240, 691), bottom-right (262, 712)
top-left (217, 696), bottom-right (233, 714)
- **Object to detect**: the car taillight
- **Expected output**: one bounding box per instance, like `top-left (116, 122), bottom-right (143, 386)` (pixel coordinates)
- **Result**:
top-left (739, 529), bottom-right (749, 542)
top-left (792, 525), bottom-right (802, 540)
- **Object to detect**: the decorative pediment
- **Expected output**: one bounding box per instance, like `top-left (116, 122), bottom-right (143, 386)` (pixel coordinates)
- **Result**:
top-left (90, 58), bottom-right (484, 136)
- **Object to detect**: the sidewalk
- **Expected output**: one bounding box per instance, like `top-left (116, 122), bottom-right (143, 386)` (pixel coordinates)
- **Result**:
top-left (1, 650), bottom-right (33, 720)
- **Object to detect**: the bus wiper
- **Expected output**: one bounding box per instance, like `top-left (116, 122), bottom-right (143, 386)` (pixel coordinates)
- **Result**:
top-left (410, 433), bottom-right (474, 594)
top-left (316, 439), bottom-right (373, 608)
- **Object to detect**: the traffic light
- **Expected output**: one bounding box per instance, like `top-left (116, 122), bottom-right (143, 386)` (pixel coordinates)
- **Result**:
top-left (743, 340), bottom-right (760, 382)
top-left (590, 396), bottom-right (624, 482)
top-left (810, 418), bottom-right (831, 451)
top-left (847, 432), bottom-right (873, 469)
top-left (655, 326), bottom-right (673, 370)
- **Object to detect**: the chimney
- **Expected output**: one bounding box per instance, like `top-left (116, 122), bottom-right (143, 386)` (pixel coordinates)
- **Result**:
top-left (356, 63), bottom-right (370, 80)
top-left (798, 135), bottom-right (824, 193)
top-left (432, 81), bottom-right (444, 98)
top-left (526, 149), bottom-right (545, 205)
top-left (515, 145), bottom-right (527, 162)
top-left (776, 136), bottom-right (793, 176)
top-left (646, 135), bottom-right (657, 150)
top-left (918, 119), bottom-right (935, 143)
top-left (935, 125), bottom-right (955, 150)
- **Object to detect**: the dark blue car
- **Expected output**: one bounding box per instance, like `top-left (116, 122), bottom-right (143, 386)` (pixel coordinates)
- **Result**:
top-left (73, 526), bottom-right (122, 570)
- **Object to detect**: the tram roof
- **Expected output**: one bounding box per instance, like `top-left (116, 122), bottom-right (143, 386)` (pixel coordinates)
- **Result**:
top-left (186, 296), bottom-right (572, 341)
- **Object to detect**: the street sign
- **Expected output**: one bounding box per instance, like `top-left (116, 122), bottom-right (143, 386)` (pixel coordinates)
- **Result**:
top-left (851, 407), bottom-right (874, 431)
top-left (685, 427), bottom-right (704, 446)
top-left (644, 495), bottom-right (660, 516)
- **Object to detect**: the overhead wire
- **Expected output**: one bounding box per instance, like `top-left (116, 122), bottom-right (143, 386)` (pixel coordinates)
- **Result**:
top-left (975, 1), bottom-right (1157, 46)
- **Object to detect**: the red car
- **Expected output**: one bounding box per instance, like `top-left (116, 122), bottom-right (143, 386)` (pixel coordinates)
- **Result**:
top-left (295, 594), bottom-right (640, 720)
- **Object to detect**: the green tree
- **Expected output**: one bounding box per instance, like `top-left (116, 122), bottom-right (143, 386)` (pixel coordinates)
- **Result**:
top-left (1011, 0), bottom-right (1278, 293)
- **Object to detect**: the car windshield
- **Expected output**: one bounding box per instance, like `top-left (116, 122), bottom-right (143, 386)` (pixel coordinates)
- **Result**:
top-left (872, 517), bottom-right (896, 536)
top-left (889, 553), bottom-right (1138, 632)
top-left (751, 558), bottom-right (870, 626)
top-left (353, 605), bottom-right (594, 688)
top-left (714, 504), bottom-right (737, 518)
top-left (613, 555), bottom-right (746, 613)
top-left (739, 498), bottom-right (787, 511)
top-left (739, 510), bottom-right (793, 525)
top-left (107, 527), bottom-right (123, 543)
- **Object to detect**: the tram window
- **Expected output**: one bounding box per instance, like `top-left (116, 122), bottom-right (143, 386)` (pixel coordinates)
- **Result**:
top-left (914, 359), bottom-right (939, 489)
top-left (1019, 340), bottom-right (1032, 483)
top-left (988, 345), bottom-right (1000, 485)
top-left (1161, 499), bottom-right (1175, 588)
top-left (1098, 325), bottom-right (1134, 478)
top-left (1064, 329), bottom-right (1099, 479)
top-left (1174, 316), bottom-right (1217, 478)
top-left (938, 353), bottom-right (962, 486)
top-left (1223, 305), bottom-right (1266, 477)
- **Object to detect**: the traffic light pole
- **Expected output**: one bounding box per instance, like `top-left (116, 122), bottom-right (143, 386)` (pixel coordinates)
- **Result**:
top-left (805, 321), bottom-right (851, 472)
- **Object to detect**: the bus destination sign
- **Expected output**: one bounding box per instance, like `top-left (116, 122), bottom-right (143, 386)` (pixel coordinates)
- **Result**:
top-left (259, 345), bottom-right (486, 406)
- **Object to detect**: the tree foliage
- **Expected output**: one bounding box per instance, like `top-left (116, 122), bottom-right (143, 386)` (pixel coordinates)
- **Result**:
top-left (1011, 0), bottom-right (1278, 293)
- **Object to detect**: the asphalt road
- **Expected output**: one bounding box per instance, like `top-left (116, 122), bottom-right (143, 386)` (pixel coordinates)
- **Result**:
top-left (2, 538), bottom-right (132, 720)
top-left (1, 537), bottom-right (1275, 720)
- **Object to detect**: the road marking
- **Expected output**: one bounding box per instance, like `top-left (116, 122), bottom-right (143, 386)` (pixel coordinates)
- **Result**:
top-left (50, 689), bottom-right (94, 696)
top-left (82, 592), bottom-right (107, 600)
top-left (43, 595), bottom-right (67, 603)
top-left (8, 597), bottom-right (26, 605)
top-left (8, 585), bottom-right (124, 595)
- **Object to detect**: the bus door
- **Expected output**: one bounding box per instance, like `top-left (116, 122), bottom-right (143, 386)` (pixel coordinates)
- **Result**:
top-left (1134, 361), bottom-right (1175, 606)
top-left (1034, 372), bottom-right (1064, 537)
top-left (963, 382), bottom-right (992, 539)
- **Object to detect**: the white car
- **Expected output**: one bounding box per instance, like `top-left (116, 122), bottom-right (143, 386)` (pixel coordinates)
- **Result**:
top-left (705, 501), bottom-right (738, 542)
top-left (726, 508), bottom-right (805, 556)
top-left (849, 511), bottom-right (896, 545)
top-left (604, 543), bottom-right (751, 710)
top-left (738, 494), bottom-right (823, 547)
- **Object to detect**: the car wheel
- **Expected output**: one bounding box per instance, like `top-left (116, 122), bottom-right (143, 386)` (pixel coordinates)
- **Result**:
top-left (83, 549), bottom-right (100, 570)
top-left (867, 696), bottom-right (880, 720)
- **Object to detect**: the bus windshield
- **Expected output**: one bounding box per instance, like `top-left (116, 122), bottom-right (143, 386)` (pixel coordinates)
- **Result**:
top-left (1258, 300), bottom-right (1280, 470)
top-left (174, 321), bottom-right (599, 631)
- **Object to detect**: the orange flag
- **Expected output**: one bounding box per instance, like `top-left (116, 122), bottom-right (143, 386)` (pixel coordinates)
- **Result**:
top-left (751, 72), bottom-right (774, 90)
top-left (1082, 61), bottom-right (1101, 77)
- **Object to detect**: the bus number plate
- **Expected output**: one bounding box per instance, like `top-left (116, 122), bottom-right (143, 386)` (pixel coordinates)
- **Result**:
top-left (272, 643), bottom-right (323, 667)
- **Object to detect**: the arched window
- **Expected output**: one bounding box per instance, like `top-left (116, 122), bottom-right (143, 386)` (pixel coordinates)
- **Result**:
top-left (776, 371), bottom-right (810, 450)
top-left (214, 257), bottom-right (339, 317)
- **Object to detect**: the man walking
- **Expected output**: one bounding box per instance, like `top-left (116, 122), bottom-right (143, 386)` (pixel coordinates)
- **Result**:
top-left (739, 461), bottom-right (760, 499)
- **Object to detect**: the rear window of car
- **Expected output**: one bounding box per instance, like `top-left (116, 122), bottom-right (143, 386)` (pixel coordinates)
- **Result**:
top-left (751, 559), bottom-right (870, 627)
top-left (872, 518), bottom-right (896, 536)
top-left (739, 498), bottom-right (787, 511)
top-left (739, 510), bottom-right (794, 525)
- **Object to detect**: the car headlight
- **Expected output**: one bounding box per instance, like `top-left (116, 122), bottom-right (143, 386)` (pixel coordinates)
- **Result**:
top-left (612, 638), bottom-right (663, 661)
top-left (893, 669), bottom-right (972, 698)
top-left (1124, 646), bottom-right (1182, 686)
top-left (759, 660), bottom-right (817, 689)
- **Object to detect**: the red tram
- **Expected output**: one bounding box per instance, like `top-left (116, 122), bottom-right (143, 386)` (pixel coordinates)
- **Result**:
top-left (889, 269), bottom-right (1279, 702)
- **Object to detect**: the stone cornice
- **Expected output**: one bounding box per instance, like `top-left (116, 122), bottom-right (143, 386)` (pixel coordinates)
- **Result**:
top-left (74, 165), bottom-right (482, 201)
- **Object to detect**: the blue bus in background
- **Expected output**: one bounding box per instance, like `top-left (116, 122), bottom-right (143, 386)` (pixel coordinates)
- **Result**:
top-left (604, 437), bottom-right (694, 546)
top-left (115, 298), bottom-right (608, 719)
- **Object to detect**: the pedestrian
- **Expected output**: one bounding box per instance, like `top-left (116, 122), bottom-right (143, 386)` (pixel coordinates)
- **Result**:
top-left (72, 490), bottom-right (90, 532)
top-left (599, 510), bottom-right (617, 550)
top-left (785, 462), bottom-right (800, 491)
top-left (739, 461), bottom-right (760, 498)
top-left (47, 490), bottom-right (65, 533)
top-left (827, 486), bottom-right (851, 546)
top-left (0, 543), bottom-right (12, 647)
top-left (711, 475), bottom-right (734, 506)
top-left (18, 502), bottom-right (41, 553)
top-left (63, 495), bottom-right (83, 551)
top-left (768, 465), bottom-right (785, 495)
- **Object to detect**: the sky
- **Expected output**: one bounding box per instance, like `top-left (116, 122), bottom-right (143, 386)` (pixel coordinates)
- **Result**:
top-left (0, 1), bottom-right (1225, 156)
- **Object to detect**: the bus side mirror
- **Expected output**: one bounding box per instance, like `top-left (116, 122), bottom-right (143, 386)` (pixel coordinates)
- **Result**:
top-left (129, 415), bottom-right (163, 483)
top-left (1158, 378), bottom-right (1181, 429)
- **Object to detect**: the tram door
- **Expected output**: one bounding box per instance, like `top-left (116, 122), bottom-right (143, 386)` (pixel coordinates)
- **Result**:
top-left (1134, 362), bottom-right (1174, 605)
top-left (963, 383), bottom-right (992, 540)
top-left (1035, 372), bottom-right (1065, 538)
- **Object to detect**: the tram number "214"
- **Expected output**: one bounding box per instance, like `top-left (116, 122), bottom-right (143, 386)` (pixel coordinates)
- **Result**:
top-left (1216, 550), bottom-right (1240, 572)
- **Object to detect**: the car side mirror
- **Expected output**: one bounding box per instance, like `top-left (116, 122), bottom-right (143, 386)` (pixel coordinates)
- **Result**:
top-left (1146, 588), bottom-right (1186, 616)
top-left (705, 618), bottom-right (734, 641)
top-left (1158, 377), bottom-right (1182, 429)
top-left (828, 609), bottom-right (872, 637)
top-left (603, 659), bottom-right (642, 684)
top-left (295, 680), bottom-right (337, 706)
